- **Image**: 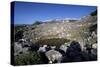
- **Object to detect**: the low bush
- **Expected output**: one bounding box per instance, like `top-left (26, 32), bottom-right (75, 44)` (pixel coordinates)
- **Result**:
top-left (14, 51), bottom-right (41, 65)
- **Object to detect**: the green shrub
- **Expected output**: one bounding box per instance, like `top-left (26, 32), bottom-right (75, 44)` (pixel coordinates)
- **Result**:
top-left (14, 51), bottom-right (41, 65)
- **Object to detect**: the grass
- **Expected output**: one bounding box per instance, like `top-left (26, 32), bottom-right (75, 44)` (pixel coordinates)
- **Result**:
top-left (35, 38), bottom-right (70, 47)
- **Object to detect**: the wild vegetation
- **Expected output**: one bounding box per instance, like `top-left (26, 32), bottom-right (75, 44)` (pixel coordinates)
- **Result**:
top-left (35, 38), bottom-right (70, 47)
top-left (12, 10), bottom-right (97, 65)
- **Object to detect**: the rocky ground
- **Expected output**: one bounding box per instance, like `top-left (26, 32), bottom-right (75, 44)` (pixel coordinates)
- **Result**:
top-left (12, 10), bottom-right (97, 65)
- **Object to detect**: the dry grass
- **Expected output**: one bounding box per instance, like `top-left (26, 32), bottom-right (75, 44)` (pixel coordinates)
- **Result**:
top-left (35, 38), bottom-right (70, 47)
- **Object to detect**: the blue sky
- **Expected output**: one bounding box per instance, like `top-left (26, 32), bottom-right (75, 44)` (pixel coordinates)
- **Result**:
top-left (14, 1), bottom-right (97, 24)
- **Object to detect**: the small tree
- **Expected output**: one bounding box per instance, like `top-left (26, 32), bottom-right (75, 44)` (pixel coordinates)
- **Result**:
top-left (90, 10), bottom-right (97, 16)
